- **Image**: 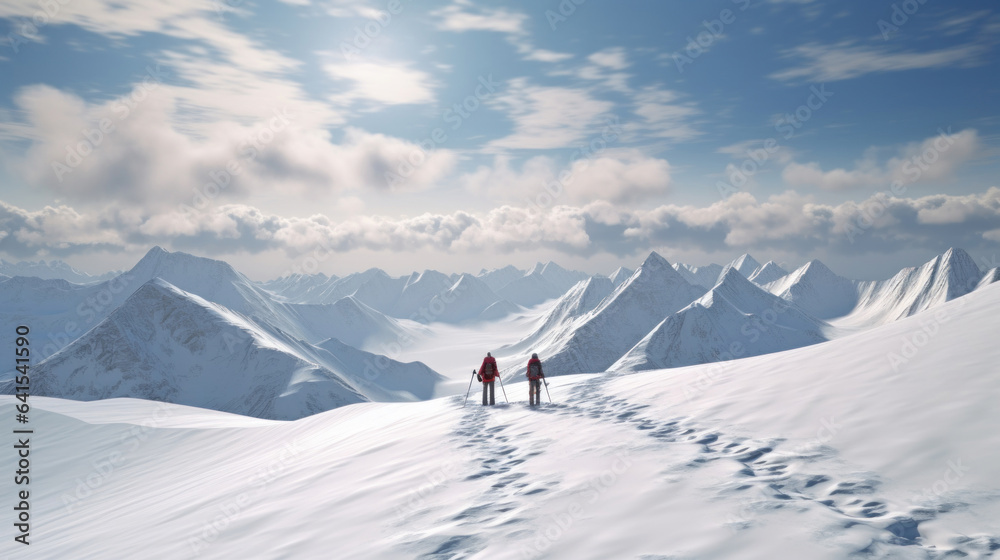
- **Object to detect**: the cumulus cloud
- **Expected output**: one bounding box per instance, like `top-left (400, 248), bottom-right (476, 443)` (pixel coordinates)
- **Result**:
top-left (782, 129), bottom-right (980, 191)
top-left (7, 85), bottom-right (456, 210)
top-left (462, 151), bottom-right (672, 204)
top-left (4, 188), bottom-right (1000, 259)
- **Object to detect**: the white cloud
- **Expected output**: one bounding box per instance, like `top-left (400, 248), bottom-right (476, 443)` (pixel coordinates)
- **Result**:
top-left (771, 40), bottom-right (989, 82)
top-left (588, 47), bottom-right (630, 70)
top-left (782, 129), bottom-right (980, 190)
top-left (523, 49), bottom-right (573, 63)
top-left (7, 86), bottom-right (456, 212)
top-left (431, 0), bottom-right (526, 34)
top-left (632, 87), bottom-right (700, 141)
top-left (5, 188), bottom-right (1000, 258)
top-left (486, 78), bottom-right (615, 151)
top-left (569, 47), bottom-right (632, 92)
top-left (324, 60), bottom-right (436, 106)
top-left (430, 0), bottom-right (572, 63)
top-left (462, 151), bottom-right (672, 204)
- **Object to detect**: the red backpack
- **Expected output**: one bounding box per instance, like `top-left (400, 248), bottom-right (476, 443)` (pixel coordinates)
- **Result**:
top-left (527, 359), bottom-right (542, 380)
top-left (481, 359), bottom-right (497, 381)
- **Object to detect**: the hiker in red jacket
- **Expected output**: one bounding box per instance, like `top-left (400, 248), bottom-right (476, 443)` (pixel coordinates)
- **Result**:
top-left (478, 352), bottom-right (499, 406)
top-left (526, 353), bottom-right (545, 406)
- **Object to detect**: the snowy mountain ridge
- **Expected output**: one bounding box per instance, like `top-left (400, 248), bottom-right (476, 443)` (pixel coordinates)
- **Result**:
top-left (8, 278), bottom-right (443, 420)
top-left (612, 267), bottom-right (828, 372)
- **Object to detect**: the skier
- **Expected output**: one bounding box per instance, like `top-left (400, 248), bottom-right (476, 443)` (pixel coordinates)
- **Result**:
top-left (526, 353), bottom-right (545, 406)
top-left (478, 352), bottom-right (499, 406)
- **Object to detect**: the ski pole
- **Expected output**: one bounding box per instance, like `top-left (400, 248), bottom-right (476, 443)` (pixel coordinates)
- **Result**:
top-left (462, 369), bottom-right (476, 408)
top-left (497, 373), bottom-right (509, 404)
top-left (543, 379), bottom-right (552, 403)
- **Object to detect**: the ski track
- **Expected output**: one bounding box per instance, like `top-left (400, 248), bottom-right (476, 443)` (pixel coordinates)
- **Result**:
top-left (394, 374), bottom-right (999, 559)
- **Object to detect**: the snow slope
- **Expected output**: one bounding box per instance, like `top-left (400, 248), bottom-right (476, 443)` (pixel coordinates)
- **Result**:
top-left (765, 259), bottom-right (859, 319)
top-left (845, 248), bottom-right (983, 326)
top-left (286, 295), bottom-right (414, 351)
top-left (6, 283), bottom-right (999, 559)
top-left (612, 268), bottom-right (828, 371)
top-left (313, 337), bottom-right (444, 402)
top-left (504, 276), bottom-right (615, 355)
top-left (528, 252), bottom-right (706, 376)
top-left (748, 260), bottom-right (788, 286)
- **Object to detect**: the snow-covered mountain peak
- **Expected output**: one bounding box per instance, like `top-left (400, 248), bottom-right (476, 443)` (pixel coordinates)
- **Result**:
top-left (936, 247), bottom-right (981, 294)
top-left (846, 247), bottom-right (983, 326)
top-left (978, 267), bottom-right (1000, 290)
top-left (763, 259), bottom-right (857, 320)
top-left (638, 250), bottom-right (672, 272)
top-left (720, 253), bottom-right (761, 279)
top-left (131, 245), bottom-right (245, 283)
top-left (748, 261), bottom-right (788, 285)
top-left (405, 269), bottom-right (450, 289)
top-left (609, 266), bottom-right (634, 286)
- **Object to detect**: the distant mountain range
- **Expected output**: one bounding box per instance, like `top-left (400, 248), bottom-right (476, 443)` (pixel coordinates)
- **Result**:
top-left (0, 258), bottom-right (120, 284)
top-left (2, 246), bottom-right (993, 419)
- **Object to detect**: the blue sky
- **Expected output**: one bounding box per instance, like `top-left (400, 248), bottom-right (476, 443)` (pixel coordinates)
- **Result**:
top-left (0, 0), bottom-right (998, 279)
